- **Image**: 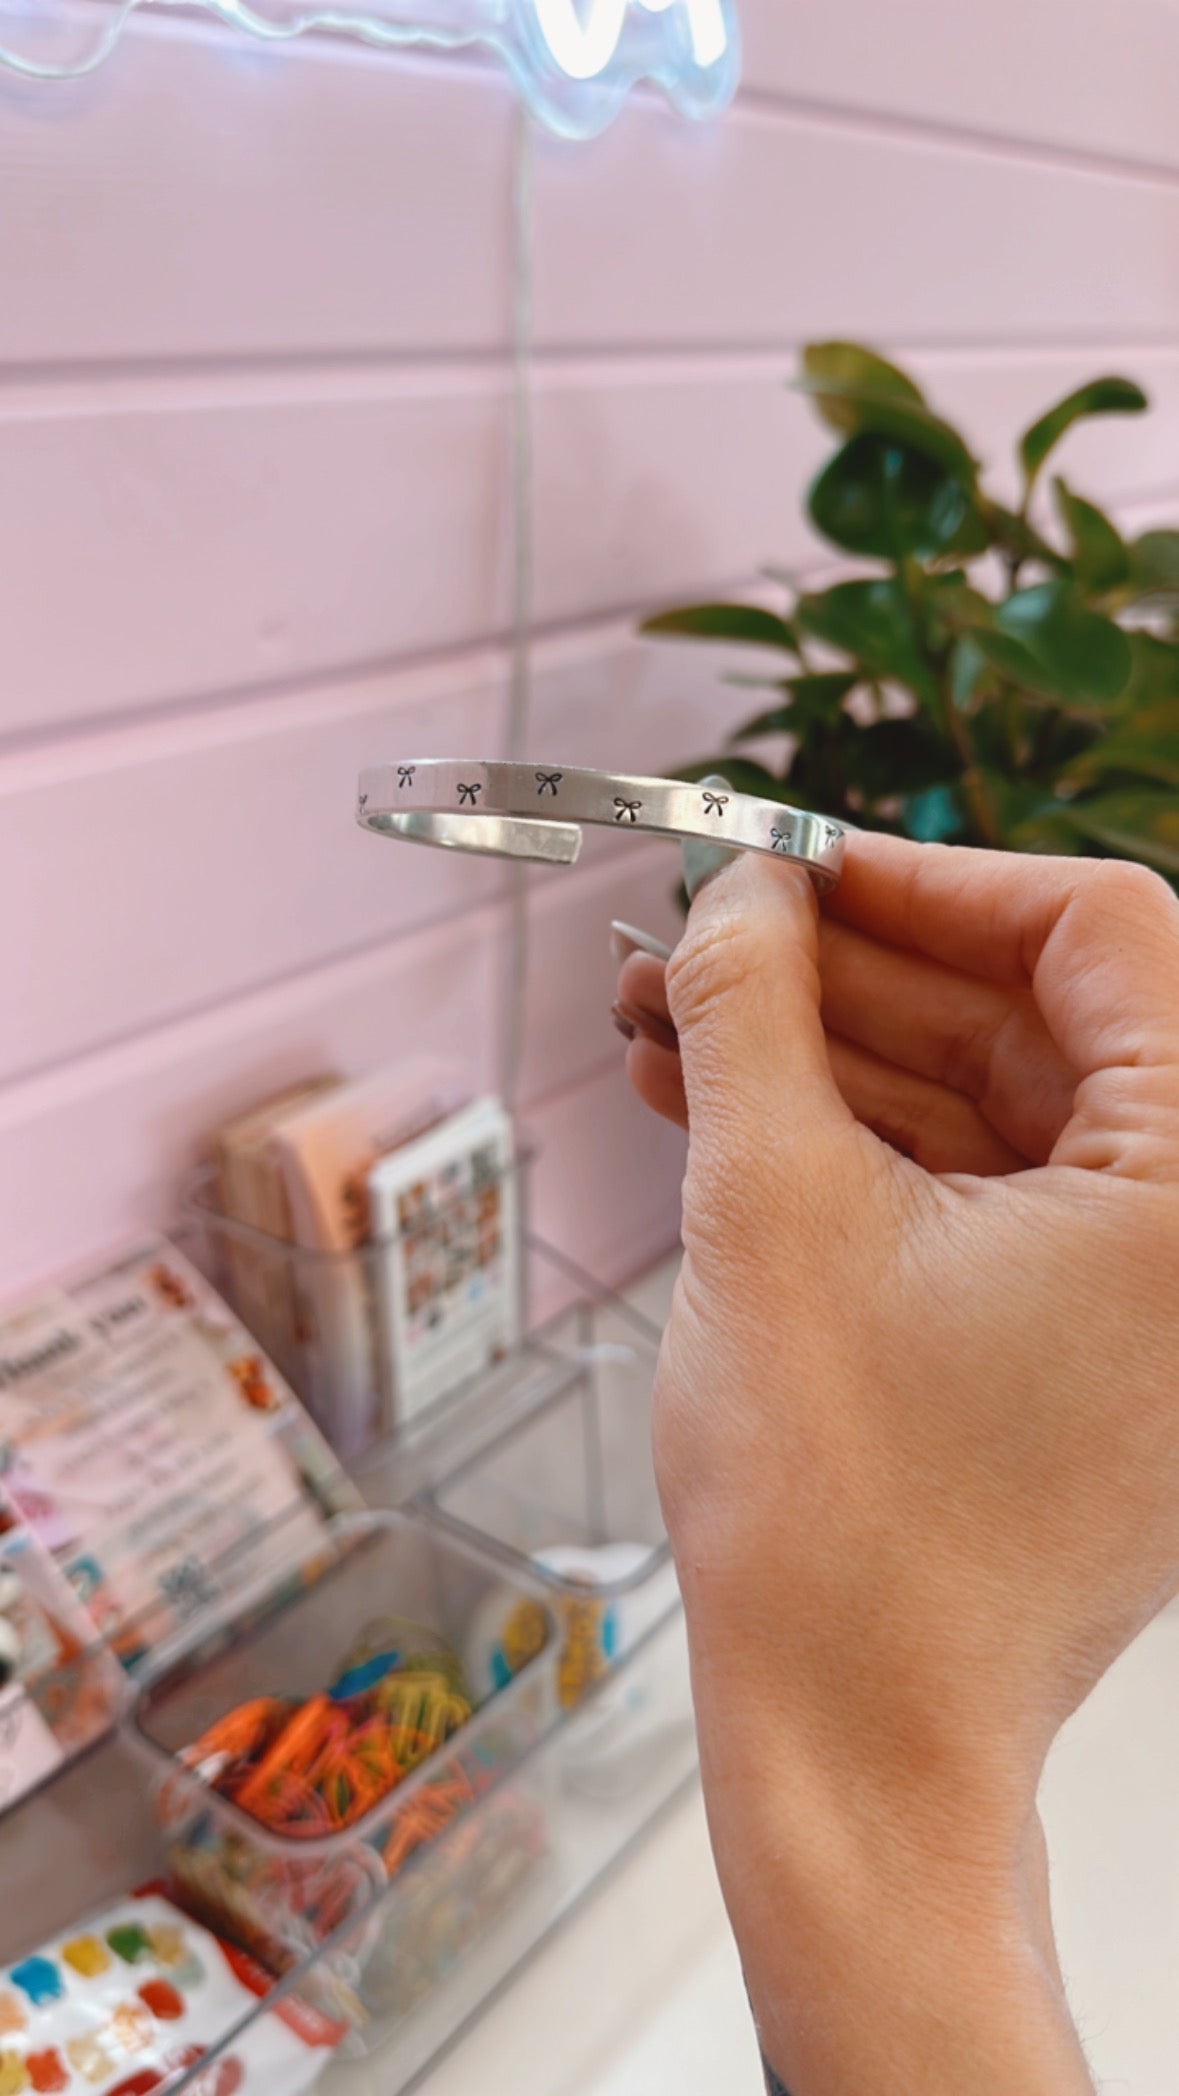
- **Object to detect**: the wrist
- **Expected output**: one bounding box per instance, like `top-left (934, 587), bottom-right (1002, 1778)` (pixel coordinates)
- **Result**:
top-left (733, 1783), bottom-right (1087, 2094)
top-left (688, 1673), bottom-right (1089, 2094)
top-left (744, 1856), bottom-right (1085, 2096)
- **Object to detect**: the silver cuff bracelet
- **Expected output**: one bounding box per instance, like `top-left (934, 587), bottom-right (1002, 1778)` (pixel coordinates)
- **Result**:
top-left (356, 761), bottom-right (846, 893)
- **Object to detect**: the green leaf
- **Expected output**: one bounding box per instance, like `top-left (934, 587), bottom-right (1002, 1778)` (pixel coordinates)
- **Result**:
top-left (674, 755), bottom-right (782, 797)
top-left (1053, 478), bottom-right (1129, 595)
top-left (948, 634), bottom-right (996, 710)
top-left (796, 579), bottom-right (938, 702)
top-left (968, 581), bottom-right (1131, 707)
top-left (903, 784), bottom-right (964, 843)
top-left (979, 498), bottom-right (1068, 572)
top-left (1061, 790), bottom-right (1179, 874)
top-left (1019, 376), bottom-right (1148, 493)
top-left (797, 384), bottom-right (977, 483)
top-left (1062, 655), bottom-right (1179, 786)
top-left (730, 672), bottom-right (863, 740)
top-left (807, 434), bottom-right (983, 559)
top-left (1115, 631), bottom-right (1179, 712)
top-left (730, 708), bottom-right (795, 740)
top-left (1128, 530), bottom-right (1179, 599)
top-left (1003, 802), bottom-right (1087, 855)
top-left (796, 345), bottom-right (976, 482)
top-left (800, 342), bottom-right (926, 408)
top-left (921, 572), bottom-right (999, 652)
top-left (640, 603), bottom-right (798, 651)
top-left (1067, 732), bottom-right (1179, 792)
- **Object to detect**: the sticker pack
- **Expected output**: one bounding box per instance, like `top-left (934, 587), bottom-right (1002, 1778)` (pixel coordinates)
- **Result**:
top-left (0, 1890), bottom-right (344, 2096)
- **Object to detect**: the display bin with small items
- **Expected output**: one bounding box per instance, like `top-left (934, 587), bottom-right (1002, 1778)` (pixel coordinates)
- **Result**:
top-left (162, 1602), bottom-right (699, 2096)
top-left (130, 1511), bottom-right (559, 2003)
top-left (404, 1293), bottom-right (693, 1773)
top-left (183, 1135), bottom-right (530, 1472)
top-left (0, 1491), bottom-right (695, 2096)
top-left (0, 1204), bottom-right (693, 2096)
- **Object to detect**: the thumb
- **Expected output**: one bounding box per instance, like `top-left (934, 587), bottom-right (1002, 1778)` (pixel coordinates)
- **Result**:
top-left (665, 852), bottom-right (854, 1198)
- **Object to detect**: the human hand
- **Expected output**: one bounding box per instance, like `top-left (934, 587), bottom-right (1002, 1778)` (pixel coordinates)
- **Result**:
top-left (615, 837), bottom-right (1179, 2094)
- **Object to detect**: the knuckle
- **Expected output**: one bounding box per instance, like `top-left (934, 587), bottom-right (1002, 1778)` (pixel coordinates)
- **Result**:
top-left (664, 903), bottom-right (776, 1037)
top-left (679, 1130), bottom-right (775, 1254)
top-left (1083, 857), bottom-right (1178, 926)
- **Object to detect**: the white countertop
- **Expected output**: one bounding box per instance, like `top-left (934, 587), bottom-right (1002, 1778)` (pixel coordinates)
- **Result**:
top-left (329, 1256), bottom-right (1179, 2096)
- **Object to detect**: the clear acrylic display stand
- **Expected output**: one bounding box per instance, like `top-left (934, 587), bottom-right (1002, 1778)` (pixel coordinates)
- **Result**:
top-left (183, 1157), bottom-right (535, 1471)
top-left (0, 1238), bottom-right (693, 2096)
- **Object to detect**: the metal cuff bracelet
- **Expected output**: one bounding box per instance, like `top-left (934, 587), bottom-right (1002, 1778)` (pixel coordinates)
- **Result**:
top-left (356, 761), bottom-right (846, 892)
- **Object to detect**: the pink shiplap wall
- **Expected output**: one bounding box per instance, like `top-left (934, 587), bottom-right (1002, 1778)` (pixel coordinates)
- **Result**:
top-left (3, 0), bottom-right (1179, 1296)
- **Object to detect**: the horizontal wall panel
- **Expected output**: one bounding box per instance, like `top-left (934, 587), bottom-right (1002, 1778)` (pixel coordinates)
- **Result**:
top-left (0, 381), bottom-right (514, 735)
top-left (524, 1059), bottom-right (685, 1292)
top-left (8, 346), bottom-right (1179, 741)
top-left (0, 364), bottom-right (794, 739)
top-left (0, 889), bottom-right (685, 1310)
top-left (0, 906), bottom-right (504, 1302)
top-left (0, 635), bottom-right (730, 1083)
top-left (1, 666), bottom-right (508, 1084)
top-left (741, 0), bottom-right (1179, 173)
top-left (6, 13), bottom-right (1179, 367)
top-left (533, 105), bottom-right (1179, 352)
top-left (0, 10), bottom-right (516, 365)
top-left (5, 360), bottom-right (1174, 1082)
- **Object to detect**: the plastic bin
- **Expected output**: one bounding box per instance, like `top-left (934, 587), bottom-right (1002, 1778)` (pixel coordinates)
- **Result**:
top-left (0, 1250), bottom-right (694, 2096)
top-left (419, 1294), bottom-right (686, 1737)
top-left (130, 1513), bottom-right (558, 2026)
top-left (182, 1151), bottom-right (532, 1466)
top-left (130, 1606), bottom-right (696, 2095)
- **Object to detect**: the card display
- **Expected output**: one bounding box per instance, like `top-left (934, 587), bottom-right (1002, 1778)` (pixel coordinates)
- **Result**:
top-left (0, 1242), bottom-right (357, 1668)
top-left (262, 1059), bottom-right (461, 1453)
top-left (368, 1098), bottom-right (521, 1431)
top-left (0, 1494), bottom-right (124, 1817)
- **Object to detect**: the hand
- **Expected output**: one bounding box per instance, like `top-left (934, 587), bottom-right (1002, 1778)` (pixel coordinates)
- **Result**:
top-left (615, 835), bottom-right (1179, 2095)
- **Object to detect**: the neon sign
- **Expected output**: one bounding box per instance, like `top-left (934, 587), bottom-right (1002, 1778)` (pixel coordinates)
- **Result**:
top-left (0, 0), bottom-right (740, 138)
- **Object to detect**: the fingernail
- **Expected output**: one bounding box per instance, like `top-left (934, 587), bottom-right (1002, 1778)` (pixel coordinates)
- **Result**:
top-left (613, 1001), bottom-right (679, 1054)
top-left (610, 920), bottom-right (673, 965)
top-left (683, 775), bottom-right (741, 903)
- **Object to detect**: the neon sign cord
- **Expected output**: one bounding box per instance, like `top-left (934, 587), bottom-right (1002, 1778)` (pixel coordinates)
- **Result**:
top-left (500, 107), bottom-right (537, 1113)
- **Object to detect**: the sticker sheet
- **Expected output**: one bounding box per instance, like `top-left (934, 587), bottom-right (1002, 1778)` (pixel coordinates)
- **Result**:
top-left (0, 1888), bottom-right (343, 2094)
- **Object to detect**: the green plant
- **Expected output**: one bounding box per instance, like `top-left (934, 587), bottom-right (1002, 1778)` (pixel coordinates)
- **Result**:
top-left (642, 343), bottom-right (1179, 883)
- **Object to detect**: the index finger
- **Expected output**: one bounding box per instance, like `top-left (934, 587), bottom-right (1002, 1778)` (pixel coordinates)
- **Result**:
top-left (826, 832), bottom-right (1179, 1083)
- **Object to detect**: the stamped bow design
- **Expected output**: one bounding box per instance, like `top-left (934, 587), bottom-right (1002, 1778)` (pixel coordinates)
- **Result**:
top-left (357, 793), bottom-right (368, 813)
top-left (397, 765), bottom-right (417, 789)
top-left (457, 782), bottom-right (483, 807)
top-left (823, 823), bottom-right (842, 848)
top-left (701, 791), bottom-right (729, 818)
top-left (535, 771), bottom-right (563, 797)
top-left (614, 798), bottom-right (643, 824)
top-left (770, 827), bottom-right (792, 853)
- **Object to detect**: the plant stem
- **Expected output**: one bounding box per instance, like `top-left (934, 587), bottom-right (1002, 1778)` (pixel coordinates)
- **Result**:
top-left (943, 691), bottom-right (1003, 845)
top-left (792, 620), bottom-right (815, 674)
top-left (890, 550), bottom-right (1005, 849)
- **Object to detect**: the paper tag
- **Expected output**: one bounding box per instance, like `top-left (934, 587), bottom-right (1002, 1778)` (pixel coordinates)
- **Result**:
top-left (0, 1682), bottom-right (63, 1811)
